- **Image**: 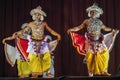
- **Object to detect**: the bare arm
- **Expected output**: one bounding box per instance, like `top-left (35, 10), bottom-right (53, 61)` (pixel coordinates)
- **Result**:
top-left (101, 21), bottom-right (112, 32)
top-left (101, 25), bottom-right (112, 32)
top-left (67, 19), bottom-right (87, 34)
top-left (44, 22), bottom-right (61, 40)
top-left (2, 29), bottom-right (24, 44)
top-left (100, 20), bottom-right (120, 35)
top-left (2, 32), bottom-right (17, 44)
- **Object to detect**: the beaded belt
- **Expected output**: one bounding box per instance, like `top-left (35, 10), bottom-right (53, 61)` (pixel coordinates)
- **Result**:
top-left (31, 36), bottom-right (44, 41)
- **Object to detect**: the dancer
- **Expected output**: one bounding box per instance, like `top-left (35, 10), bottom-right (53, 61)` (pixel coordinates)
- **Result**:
top-left (2, 23), bottom-right (32, 78)
top-left (67, 3), bottom-right (119, 76)
top-left (42, 35), bottom-right (58, 78)
top-left (24, 6), bottom-right (61, 77)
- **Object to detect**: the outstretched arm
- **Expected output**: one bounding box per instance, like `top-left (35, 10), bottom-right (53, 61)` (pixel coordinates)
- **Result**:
top-left (101, 25), bottom-right (112, 32)
top-left (44, 22), bottom-right (61, 41)
top-left (101, 21), bottom-right (112, 32)
top-left (67, 19), bottom-right (87, 34)
top-left (101, 21), bottom-right (119, 35)
top-left (2, 32), bottom-right (17, 44)
top-left (2, 30), bottom-right (23, 44)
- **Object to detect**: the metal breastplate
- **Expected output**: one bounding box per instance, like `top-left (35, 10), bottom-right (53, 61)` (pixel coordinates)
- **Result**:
top-left (87, 18), bottom-right (101, 40)
top-left (32, 22), bottom-right (44, 40)
top-left (87, 18), bottom-right (101, 34)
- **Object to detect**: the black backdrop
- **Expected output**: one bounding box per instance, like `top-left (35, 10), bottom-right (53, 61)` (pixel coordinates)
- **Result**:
top-left (0, 0), bottom-right (120, 77)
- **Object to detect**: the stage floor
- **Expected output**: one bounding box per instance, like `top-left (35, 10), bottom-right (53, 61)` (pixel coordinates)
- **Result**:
top-left (0, 76), bottom-right (120, 80)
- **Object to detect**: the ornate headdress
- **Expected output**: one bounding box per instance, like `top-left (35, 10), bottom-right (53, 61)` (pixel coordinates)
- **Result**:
top-left (30, 6), bottom-right (47, 17)
top-left (21, 23), bottom-right (28, 29)
top-left (86, 3), bottom-right (103, 15)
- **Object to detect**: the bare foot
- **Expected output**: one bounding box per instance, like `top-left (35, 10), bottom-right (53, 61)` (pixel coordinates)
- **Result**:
top-left (101, 72), bottom-right (111, 76)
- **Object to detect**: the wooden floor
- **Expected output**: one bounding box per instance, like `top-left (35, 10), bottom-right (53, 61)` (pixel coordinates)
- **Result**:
top-left (0, 76), bottom-right (120, 80)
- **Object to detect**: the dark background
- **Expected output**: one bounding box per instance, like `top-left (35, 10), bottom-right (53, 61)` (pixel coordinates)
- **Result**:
top-left (0, 0), bottom-right (120, 77)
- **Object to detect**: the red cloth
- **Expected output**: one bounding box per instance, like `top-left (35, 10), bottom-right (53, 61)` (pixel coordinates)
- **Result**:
top-left (16, 38), bottom-right (29, 61)
top-left (70, 32), bottom-right (86, 56)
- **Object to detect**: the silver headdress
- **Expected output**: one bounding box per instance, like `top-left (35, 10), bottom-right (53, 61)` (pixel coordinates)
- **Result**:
top-left (21, 23), bottom-right (28, 29)
top-left (30, 6), bottom-right (47, 17)
top-left (86, 3), bottom-right (103, 18)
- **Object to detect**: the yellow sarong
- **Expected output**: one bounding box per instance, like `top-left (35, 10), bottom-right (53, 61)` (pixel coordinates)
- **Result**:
top-left (17, 52), bottom-right (51, 76)
top-left (17, 60), bottom-right (31, 77)
top-left (86, 48), bottom-right (109, 75)
top-left (29, 52), bottom-right (51, 74)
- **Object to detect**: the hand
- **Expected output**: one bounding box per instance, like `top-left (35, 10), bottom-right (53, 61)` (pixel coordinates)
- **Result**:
top-left (67, 29), bottom-right (71, 34)
top-left (57, 35), bottom-right (61, 41)
top-left (112, 29), bottom-right (119, 34)
top-left (2, 39), bottom-right (6, 44)
top-left (116, 29), bottom-right (119, 34)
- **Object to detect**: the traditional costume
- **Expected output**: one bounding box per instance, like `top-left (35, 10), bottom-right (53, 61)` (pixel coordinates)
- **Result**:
top-left (70, 3), bottom-right (119, 76)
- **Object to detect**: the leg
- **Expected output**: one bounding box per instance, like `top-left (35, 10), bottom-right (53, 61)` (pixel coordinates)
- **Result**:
top-left (46, 69), bottom-right (54, 77)
top-left (31, 72), bottom-right (42, 78)
top-left (101, 69), bottom-right (111, 76)
top-left (88, 71), bottom-right (93, 77)
top-left (19, 74), bottom-right (29, 78)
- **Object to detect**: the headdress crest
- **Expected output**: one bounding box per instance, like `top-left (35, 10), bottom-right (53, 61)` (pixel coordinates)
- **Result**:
top-left (30, 6), bottom-right (47, 17)
top-left (86, 3), bottom-right (103, 15)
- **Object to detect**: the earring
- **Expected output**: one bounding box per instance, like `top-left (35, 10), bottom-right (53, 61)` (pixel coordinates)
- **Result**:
top-left (40, 15), bottom-right (44, 21)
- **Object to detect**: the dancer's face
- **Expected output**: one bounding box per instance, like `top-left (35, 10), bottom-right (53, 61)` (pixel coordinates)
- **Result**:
top-left (34, 13), bottom-right (41, 21)
top-left (90, 10), bottom-right (98, 18)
